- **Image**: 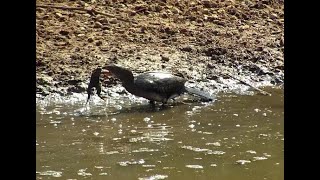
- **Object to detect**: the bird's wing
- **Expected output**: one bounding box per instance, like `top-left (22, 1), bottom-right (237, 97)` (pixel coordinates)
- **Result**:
top-left (134, 72), bottom-right (186, 94)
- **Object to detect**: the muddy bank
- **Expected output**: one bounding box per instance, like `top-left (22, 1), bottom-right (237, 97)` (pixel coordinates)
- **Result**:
top-left (36, 0), bottom-right (284, 98)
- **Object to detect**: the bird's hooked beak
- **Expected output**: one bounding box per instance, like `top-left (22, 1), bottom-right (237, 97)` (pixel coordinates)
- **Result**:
top-left (101, 68), bottom-right (112, 79)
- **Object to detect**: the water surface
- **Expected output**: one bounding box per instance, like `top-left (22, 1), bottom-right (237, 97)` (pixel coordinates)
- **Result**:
top-left (36, 87), bottom-right (283, 180)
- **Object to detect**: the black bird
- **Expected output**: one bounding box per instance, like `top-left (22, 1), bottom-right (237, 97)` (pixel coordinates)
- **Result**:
top-left (90, 64), bottom-right (214, 104)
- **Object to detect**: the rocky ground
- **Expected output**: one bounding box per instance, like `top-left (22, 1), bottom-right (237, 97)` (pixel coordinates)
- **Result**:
top-left (36, 0), bottom-right (284, 97)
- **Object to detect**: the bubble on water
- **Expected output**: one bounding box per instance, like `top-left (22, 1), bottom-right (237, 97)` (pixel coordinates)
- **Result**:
top-left (263, 153), bottom-right (272, 157)
top-left (246, 150), bottom-right (257, 154)
top-left (118, 159), bottom-right (145, 166)
top-left (236, 160), bottom-right (251, 165)
top-left (144, 117), bottom-right (151, 122)
top-left (253, 156), bottom-right (268, 161)
top-left (36, 170), bottom-right (62, 177)
top-left (142, 165), bottom-right (156, 168)
top-left (94, 166), bottom-right (104, 169)
top-left (236, 124), bottom-right (240, 127)
top-left (99, 173), bottom-right (108, 176)
top-left (185, 165), bottom-right (203, 169)
top-left (111, 118), bottom-right (117, 122)
top-left (206, 142), bottom-right (221, 146)
top-left (254, 108), bottom-right (261, 112)
top-left (262, 113), bottom-right (267, 116)
top-left (210, 164), bottom-right (217, 167)
top-left (138, 174), bottom-right (168, 180)
top-left (189, 124), bottom-right (195, 128)
top-left (132, 148), bottom-right (159, 153)
top-left (78, 168), bottom-right (92, 176)
top-left (207, 151), bottom-right (225, 155)
top-left (181, 145), bottom-right (209, 152)
top-left (259, 134), bottom-right (269, 137)
top-left (233, 114), bottom-right (239, 116)
top-left (106, 151), bottom-right (119, 155)
top-left (93, 132), bottom-right (99, 136)
top-left (50, 121), bottom-right (62, 124)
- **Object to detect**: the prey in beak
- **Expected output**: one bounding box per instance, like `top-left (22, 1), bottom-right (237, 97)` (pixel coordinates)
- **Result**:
top-left (85, 67), bottom-right (112, 105)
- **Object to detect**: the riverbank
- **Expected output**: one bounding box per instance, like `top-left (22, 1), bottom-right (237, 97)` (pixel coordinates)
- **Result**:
top-left (36, 0), bottom-right (284, 98)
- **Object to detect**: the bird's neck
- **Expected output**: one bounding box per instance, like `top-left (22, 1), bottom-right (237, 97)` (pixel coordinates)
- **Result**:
top-left (122, 80), bottom-right (137, 94)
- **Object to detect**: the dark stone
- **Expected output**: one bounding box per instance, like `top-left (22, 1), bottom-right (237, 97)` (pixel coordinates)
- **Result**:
top-left (67, 79), bottom-right (82, 85)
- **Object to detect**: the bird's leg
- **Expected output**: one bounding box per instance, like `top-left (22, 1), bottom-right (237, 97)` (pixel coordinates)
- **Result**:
top-left (161, 99), bottom-right (168, 107)
top-left (96, 83), bottom-right (106, 101)
top-left (149, 100), bottom-right (156, 107)
top-left (149, 100), bottom-right (155, 105)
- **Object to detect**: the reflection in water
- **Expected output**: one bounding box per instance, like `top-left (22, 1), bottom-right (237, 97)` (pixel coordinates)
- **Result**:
top-left (36, 87), bottom-right (283, 180)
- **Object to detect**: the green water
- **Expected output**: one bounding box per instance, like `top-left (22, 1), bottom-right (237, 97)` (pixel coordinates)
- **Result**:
top-left (36, 88), bottom-right (283, 180)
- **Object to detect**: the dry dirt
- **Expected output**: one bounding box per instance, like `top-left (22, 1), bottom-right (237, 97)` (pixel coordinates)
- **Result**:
top-left (36, 0), bottom-right (284, 96)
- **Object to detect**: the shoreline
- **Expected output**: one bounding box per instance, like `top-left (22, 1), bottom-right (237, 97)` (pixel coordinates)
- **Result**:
top-left (36, 0), bottom-right (284, 98)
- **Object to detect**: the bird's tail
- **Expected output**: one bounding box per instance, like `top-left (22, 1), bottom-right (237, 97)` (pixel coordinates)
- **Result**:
top-left (184, 87), bottom-right (215, 102)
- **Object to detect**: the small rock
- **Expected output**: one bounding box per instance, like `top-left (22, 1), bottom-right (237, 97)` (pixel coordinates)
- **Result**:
top-left (270, 13), bottom-right (278, 19)
top-left (109, 18), bottom-right (118, 24)
top-left (96, 41), bottom-right (102, 46)
top-left (256, 46), bottom-right (263, 51)
top-left (102, 25), bottom-right (110, 30)
top-left (202, 1), bottom-right (218, 8)
top-left (55, 12), bottom-right (63, 19)
top-left (160, 55), bottom-right (169, 62)
top-left (161, 13), bottom-right (168, 18)
top-left (280, 37), bottom-right (284, 46)
top-left (67, 79), bottom-right (81, 85)
top-left (254, 108), bottom-right (261, 112)
top-left (203, 47), bottom-right (227, 56)
top-left (203, 9), bottom-right (210, 15)
top-left (94, 22), bottom-right (103, 28)
top-left (207, 63), bottom-right (215, 69)
top-left (172, 7), bottom-right (181, 14)
top-left (239, 25), bottom-right (250, 31)
top-left (59, 30), bottom-right (69, 36)
top-left (67, 85), bottom-right (86, 93)
top-left (100, 46), bottom-right (109, 51)
top-left (129, 10), bottom-right (136, 16)
top-left (54, 41), bottom-right (68, 46)
top-left (88, 37), bottom-right (94, 43)
top-left (236, 160), bottom-right (251, 165)
top-left (180, 45), bottom-right (193, 52)
top-left (42, 15), bottom-right (50, 20)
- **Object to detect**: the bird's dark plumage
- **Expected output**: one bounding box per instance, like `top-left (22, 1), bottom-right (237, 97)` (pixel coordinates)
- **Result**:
top-left (101, 65), bottom-right (214, 104)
